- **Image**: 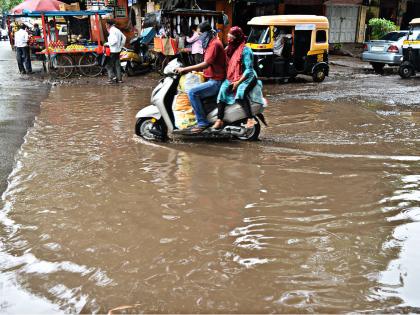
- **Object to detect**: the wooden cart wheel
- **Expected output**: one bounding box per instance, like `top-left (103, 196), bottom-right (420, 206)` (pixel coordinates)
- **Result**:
top-left (78, 53), bottom-right (103, 77)
top-left (50, 54), bottom-right (74, 79)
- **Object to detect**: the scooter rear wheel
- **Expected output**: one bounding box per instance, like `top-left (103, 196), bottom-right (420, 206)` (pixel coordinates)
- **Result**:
top-left (236, 120), bottom-right (261, 141)
top-left (126, 63), bottom-right (136, 76)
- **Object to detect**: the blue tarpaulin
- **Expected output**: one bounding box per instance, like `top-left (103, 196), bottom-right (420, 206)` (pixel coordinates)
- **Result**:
top-left (9, 9), bottom-right (112, 17)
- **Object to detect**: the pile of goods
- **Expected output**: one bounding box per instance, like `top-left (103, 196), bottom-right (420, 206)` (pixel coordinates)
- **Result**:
top-left (172, 72), bottom-right (205, 129)
top-left (66, 44), bottom-right (86, 51)
top-left (28, 36), bottom-right (44, 50)
top-left (48, 40), bottom-right (65, 49)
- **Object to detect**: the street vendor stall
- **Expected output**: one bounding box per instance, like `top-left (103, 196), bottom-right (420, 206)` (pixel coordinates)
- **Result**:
top-left (144, 9), bottom-right (227, 72)
top-left (18, 9), bottom-right (112, 78)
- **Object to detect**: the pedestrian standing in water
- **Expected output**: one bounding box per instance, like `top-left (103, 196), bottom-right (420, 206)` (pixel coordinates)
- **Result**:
top-left (213, 26), bottom-right (260, 130)
top-left (14, 24), bottom-right (32, 74)
top-left (105, 20), bottom-right (126, 84)
top-left (186, 25), bottom-right (203, 64)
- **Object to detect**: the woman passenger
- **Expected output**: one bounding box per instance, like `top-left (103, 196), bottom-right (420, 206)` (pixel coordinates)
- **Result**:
top-left (212, 26), bottom-right (258, 130)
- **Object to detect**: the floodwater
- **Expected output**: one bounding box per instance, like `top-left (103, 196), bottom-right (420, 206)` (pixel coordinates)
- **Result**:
top-left (0, 83), bottom-right (419, 313)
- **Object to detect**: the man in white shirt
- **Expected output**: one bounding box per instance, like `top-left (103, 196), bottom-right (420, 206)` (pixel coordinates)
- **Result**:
top-left (14, 25), bottom-right (32, 74)
top-left (1, 28), bottom-right (8, 41)
top-left (105, 20), bottom-right (126, 83)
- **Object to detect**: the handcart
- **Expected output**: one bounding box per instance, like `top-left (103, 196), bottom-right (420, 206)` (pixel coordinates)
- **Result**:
top-left (22, 9), bottom-right (111, 78)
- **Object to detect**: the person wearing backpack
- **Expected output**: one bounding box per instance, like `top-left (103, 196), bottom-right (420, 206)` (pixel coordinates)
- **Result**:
top-left (105, 20), bottom-right (126, 84)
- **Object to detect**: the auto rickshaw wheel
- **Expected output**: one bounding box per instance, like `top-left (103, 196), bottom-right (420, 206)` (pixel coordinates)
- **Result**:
top-left (399, 64), bottom-right (414, 79)
top-left (312, 68), bottom-right (326, 82)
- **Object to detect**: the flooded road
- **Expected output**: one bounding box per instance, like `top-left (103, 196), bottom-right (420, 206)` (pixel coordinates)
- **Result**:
top-left (0, 41), bottom-right (48, 193)
top-left (1, 79), bottom-right (419, 313)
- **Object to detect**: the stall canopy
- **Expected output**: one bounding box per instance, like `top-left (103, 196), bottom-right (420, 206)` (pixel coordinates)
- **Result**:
top-left (20, 9), bottom-right (112, 17)
top-left (11, 0), bottom-right (65, 14)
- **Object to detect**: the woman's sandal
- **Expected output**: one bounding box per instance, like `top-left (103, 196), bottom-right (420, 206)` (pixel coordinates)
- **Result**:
top-left (212, 119), bottom-right (224, 130)
top-left (245, 119), bottom-right (256, 129)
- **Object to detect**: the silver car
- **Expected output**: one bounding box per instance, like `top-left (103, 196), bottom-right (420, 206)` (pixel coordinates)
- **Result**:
top-left (362, 31), bottom-right (408, 73)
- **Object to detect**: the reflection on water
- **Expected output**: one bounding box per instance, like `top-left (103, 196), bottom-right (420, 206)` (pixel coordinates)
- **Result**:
top-left (0, 86), bottom-right (419, 313)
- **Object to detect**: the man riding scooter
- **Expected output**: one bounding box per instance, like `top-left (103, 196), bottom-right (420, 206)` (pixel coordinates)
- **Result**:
top-left (175, 21), bottom-right (227, 134)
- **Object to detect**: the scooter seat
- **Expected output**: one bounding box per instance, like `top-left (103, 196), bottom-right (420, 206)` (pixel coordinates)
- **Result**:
top-left (202, 96), bottom-right (218, 115)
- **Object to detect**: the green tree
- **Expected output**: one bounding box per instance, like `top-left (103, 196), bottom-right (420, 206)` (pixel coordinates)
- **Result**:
top-left (1, 0), bottom-right (24, 11)
top-left (368, 18), bottom-right (397, 40)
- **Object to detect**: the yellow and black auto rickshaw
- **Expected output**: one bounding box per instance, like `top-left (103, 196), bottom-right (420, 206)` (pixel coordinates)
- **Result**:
top-left (247, 15), bottom-right (330, 82)
top-left (399, 18), bottom-right (420, 79)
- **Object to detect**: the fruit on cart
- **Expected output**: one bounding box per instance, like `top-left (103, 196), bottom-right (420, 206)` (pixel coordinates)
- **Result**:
top-left (48, 40), bottom-right (65, 49)
top-left (66, 44), bottom-right (86, 51)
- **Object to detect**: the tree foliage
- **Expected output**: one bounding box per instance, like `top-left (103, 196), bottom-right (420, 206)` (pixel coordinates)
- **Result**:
top-left (368, 18), bottom-right (397, 40)
top-left (1, 0), bottom-right (23, 11)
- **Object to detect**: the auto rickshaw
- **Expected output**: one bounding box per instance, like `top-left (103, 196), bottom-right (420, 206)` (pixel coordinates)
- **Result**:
top-left (399, 18), bottom-right (420, 79)
top-left (247, 15), bottom-right (330, 82)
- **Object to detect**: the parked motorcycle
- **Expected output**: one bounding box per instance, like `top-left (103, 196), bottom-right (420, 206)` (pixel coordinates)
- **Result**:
top-left (134, 59), bottom-right (268, 142)
top-left (120, 35), bottom-right (153, 76)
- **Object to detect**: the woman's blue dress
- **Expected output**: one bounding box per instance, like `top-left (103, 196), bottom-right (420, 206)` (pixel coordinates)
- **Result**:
top-left (217, 46), bottom-right (264, 105)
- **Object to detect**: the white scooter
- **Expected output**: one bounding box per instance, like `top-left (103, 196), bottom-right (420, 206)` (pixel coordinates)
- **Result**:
top-left (134, 59), bottom-right (267, 141)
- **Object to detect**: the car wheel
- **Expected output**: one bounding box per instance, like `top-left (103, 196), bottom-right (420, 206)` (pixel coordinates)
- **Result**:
top-left (398, 65), bottom-right (414, 79)
top-left (371, 62), bottom-right (385, 74)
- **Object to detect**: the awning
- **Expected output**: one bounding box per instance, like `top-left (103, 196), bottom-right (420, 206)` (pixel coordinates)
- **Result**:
top-left (9, 9), bottom-right (112, 17)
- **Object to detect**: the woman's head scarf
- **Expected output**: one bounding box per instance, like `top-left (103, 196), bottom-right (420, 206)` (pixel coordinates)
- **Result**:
top-left (226, 26), bottom-right (246, 58)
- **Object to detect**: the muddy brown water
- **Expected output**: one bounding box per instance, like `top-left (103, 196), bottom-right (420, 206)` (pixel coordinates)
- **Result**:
top-left (0, 84), bottom-right (419, 313)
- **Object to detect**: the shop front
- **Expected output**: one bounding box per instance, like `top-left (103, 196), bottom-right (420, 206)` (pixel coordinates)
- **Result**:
top-left (283, 0), bottom-right (324, 15)
top-left (231, 0), bottom-right (281, 34)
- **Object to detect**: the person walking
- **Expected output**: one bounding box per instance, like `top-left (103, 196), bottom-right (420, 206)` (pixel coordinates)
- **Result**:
top-left (14, 25), bottom-right (32, 74)
top-left (105, 20), bottom-right (126, 84)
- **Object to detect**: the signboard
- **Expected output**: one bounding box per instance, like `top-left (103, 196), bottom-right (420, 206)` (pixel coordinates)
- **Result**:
top-left (295, 24), bottom-right (316, 30)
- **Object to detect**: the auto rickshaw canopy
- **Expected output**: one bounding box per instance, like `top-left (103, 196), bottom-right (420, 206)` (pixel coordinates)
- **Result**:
top-left (248, 15), bottom-right (329, 29)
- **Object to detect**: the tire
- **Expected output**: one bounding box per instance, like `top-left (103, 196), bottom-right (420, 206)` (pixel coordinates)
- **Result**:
top-left (236, 120), bottom-right (261, 141)
top-left (126, 63), bottom-right (135, 76)
top-left (312, 67), bottom-right (326, 82)
top-left (399, 64), bottom-right (414, 79)
top-left (371, 62), bottom-right (385, 74)
top-left (78, 53), bottom-right (102, 77)
top-left (135, 118), bottom-right (165, 141)
top-left (50, 54), bottom-right (74, 79)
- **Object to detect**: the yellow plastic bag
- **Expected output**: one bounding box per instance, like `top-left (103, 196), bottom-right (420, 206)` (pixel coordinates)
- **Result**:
top-left (178, 72), bottom-right (205, 93)
top-left (172, 93), bottom-right (197, 129)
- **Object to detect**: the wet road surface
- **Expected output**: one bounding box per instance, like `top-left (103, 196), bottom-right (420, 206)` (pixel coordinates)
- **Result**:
top-left (0, 45), bottom-right (419, 313)
top-left (0, 41), bottom-right (48, 194)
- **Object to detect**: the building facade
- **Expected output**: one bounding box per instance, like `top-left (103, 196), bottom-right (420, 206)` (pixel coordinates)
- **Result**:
top-left (125, 0), bottom-right (409, 43)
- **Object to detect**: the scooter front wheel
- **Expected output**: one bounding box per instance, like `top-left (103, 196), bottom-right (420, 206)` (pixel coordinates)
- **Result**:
top-left (236, 120), bottom-right (261, 141)
top-left (135, 118), bottom-right (165, 141)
